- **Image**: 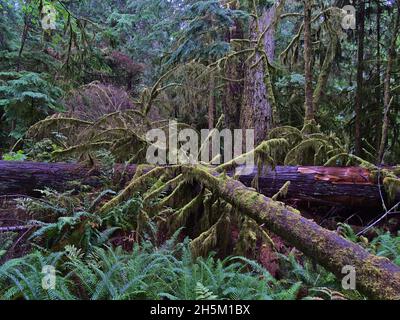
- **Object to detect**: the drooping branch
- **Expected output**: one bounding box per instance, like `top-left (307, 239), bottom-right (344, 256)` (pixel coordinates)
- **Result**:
top-left (181, 166), bottom-right (400, 300)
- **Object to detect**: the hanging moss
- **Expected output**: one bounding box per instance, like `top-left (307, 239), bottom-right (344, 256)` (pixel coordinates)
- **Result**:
top-left (324, 153), bottom-right (377, 169)
top-left (284, 138), bottom-right (331, 165)
top-left (149, 179), bottom-right (189, 213)
top-left (268, 126), bottom-right (303, 147)
top-left (143, 174), bottom-right (184, 208)
top-left (383, 177), bottom-right (400, 202)
top-left (99, 166), bottom-right (172, 214)
top-left (234, 216), bottom-right (258, 257)
top-left (301, 120), bottom-right (320, 135)
top-left (272, 181), bottom-right (291, 201)
top-left (169, 188), bottom-right (204, 232)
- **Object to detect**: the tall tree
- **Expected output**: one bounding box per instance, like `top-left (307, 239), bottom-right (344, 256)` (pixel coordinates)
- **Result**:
top-left (303, 0), bottom-right (314, 122)
top-left (208, 73), bottom-right (216, 129)
top-left (312, 7), bottom-right (338, 111)
top-left (240, 1), bottom-right (278, 144)
top-left (375, 0), bottom-right (382, 151)
top-left (354, 0), bottom-right (365, 156)
top-left (378, 1), bottom-right (400, 163)
top-left (222, 3), bottom-right (245, 130)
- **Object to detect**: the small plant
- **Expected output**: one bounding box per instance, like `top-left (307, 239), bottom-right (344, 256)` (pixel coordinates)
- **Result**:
top-left (278, 250), bottom-right (338, 294)
top-left (2, 150), bottom-right (27, 161)
top-left (369, 231), bottom-right (400, 266)
top-left (103, 195), bottom-right (143, 230)
top-left (0, 232), bottom-right (17, 260)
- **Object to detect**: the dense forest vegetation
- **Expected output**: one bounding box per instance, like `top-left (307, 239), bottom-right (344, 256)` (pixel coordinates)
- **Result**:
top-left (0, 0), bottom-right (400, 301)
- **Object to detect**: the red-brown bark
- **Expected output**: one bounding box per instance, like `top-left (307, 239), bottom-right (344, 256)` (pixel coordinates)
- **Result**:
top-left (0, 161), bottom-right (398, 207)
top-left (186, 166), bottom-right (400, 300)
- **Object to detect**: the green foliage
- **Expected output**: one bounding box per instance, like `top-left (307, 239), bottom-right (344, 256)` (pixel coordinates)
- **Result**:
top-left (1, 0), bottom-right (399, 302)
top-left (19, 188), bottom-right (79, 218)
top-left (0, 0), bottom-right (20, 51)
top-left (2, 150), bottom-right (27, 161)
top-left (103, 195), bottom-right (143, 230)
top-left (0, 235), bottom-right (301, 300)
top-left (28, 210), bottom-right (113, 251)
top-left (0, 250), bottom-right (75, 300)
top-left (26, 110), bottom-right (150, 163)
top-left (369, 231), bottom-right (400, 266)
top-left (165, 1), bottom-right (248, 65)
top-left (337, 223), bottom-right (400, 266)
top-left (0, 72), bottom-right (63, 140)
top-left (18, 187), bottom-right (119, 251)
top-left (23, 138), bottom-right (63, 162)
top-left (0, 232), bottom-right (17, 260)
top-left (195, 282), bottom-right (218, 300)
top-left (278, 251), bottom-right (337, 289)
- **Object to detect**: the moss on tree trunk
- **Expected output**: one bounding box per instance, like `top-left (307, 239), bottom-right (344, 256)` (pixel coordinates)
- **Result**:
top-left (185, 166), bottom-right (400, 300)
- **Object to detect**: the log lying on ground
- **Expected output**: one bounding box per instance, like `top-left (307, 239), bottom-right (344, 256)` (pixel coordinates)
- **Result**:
top-left (0, 161), bottom-right (398, 207)
top-left (183, 166), bottom-right (400, 300)
top-left (2, 160), bottom-right (400, 298)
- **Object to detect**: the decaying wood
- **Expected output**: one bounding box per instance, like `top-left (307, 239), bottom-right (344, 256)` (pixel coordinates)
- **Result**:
top-left (183, 166), bottom-right (400, 300)
top-left (0, 161), bottom-right (398, 207)
top-left (1, 159), bottom-right (400, 298)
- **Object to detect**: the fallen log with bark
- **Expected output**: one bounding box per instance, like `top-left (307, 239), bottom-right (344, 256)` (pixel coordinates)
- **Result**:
top-left (97, 164), bottom-right (400, 299)
top-left (1, 160), bottom-right (400, 298)
top-left (180, 166), bottom-right (400, 300)
top-left (0, 161), bottom-right (398, 207)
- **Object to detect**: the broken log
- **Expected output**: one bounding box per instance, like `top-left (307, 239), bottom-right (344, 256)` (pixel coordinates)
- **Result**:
top-left (0, 161), bottom-right (398, 207)
top-left (184, 166), bottom-right (400, 300)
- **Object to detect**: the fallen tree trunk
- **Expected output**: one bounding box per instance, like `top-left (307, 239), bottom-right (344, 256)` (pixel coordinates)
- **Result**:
top-left (184, 166), bottom-right (400, 300)
top-left (2, 160), bottom-right (400, 298)
top-left (0, 161), bottom-right (398, 207)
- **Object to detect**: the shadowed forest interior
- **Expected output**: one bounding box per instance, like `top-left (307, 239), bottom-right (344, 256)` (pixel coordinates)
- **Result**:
top-left (0, 0), bottom-right (400, 301)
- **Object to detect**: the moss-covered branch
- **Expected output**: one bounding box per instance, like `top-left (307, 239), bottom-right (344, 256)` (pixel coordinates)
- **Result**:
top-left (181, 165), bottom-right (400, 300)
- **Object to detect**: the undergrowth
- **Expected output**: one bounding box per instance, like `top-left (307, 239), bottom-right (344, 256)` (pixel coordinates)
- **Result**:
top-left (4, 186), bottom-right (395, 300)
top-left (0, 234), bottom-right (303, 300)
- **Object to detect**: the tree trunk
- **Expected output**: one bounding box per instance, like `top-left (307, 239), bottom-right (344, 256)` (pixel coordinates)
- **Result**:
top-left (378, 4), bottom-right (400, 164)
top-left (222, 6), bottom-right (244, 130)
top-left (313, 21), bottom-right (337, 110)
top-left (375, 0), bottom-right (382, 151)
top-left (185, 166), bottom-right (400, 300)
top-left (354, 0), bottom-right (365, 156)
top-left (240, 5), bottom-right (276, 144)
top-left (303, 0), bottom-right (314, 122)
top-left (0, 161), bottom-right (398, 207)
top-left (208, 73), bottom-right (216, 130)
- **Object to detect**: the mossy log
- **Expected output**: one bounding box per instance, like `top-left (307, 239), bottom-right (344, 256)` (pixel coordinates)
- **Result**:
top-left (0, 161), bottom-right (398, 207)
top-left (183, 166), bottom-right (400, 300)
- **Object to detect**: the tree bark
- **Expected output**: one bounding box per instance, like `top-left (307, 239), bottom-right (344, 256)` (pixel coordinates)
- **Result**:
top-left (375, 0), bottom-right (382, 151)
top-left (303, 0), bottom-right (314, 122)
top-left (185, 166), bottom-right (400, 300)
top-left (0, 161), bottom-right (398, 207)
top-left (313, 20), bottom-right (337, 110)
top-left (240, 5), bottom-right (277, 144)
top-left (222, 5), bottom-right (244, 130)
top-left (378, 3), bottom-right (400, 164)
top-left (354, 0), bottom-right (365, 156)
top-left (208, 73), bottom-right (216, 130)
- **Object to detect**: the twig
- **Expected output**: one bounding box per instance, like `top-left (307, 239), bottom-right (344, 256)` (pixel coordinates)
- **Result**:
top-left (357, 201), bottom-right (400, 236)
top-left (377, 168), bottom-right (388, 212)
top-left (0, 225), bottom-right (36, 232)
